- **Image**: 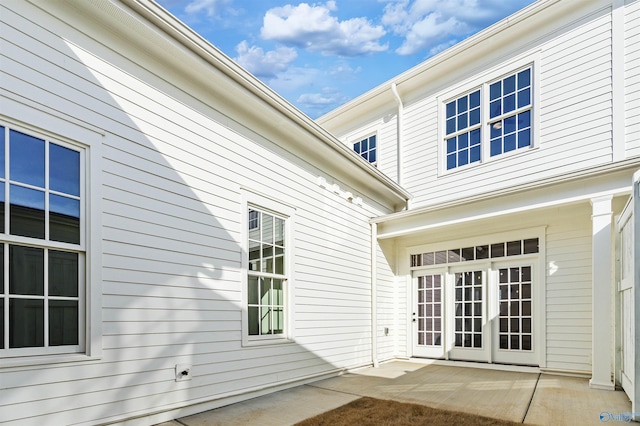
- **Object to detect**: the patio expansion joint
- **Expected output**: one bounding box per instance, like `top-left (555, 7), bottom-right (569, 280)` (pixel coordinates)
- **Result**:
top-left (521, 372), bottom-right (541, 423)
top-left (304, 383), bottom-right (368, 399)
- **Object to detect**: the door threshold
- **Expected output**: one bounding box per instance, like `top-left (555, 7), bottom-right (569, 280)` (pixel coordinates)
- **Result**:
top-left (406, 357), bottom-right (540, 374)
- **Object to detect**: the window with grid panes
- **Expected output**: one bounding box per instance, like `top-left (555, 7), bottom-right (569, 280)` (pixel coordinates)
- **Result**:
top-left (247, 208), bottom-right (286, 336)
top-left (444, 66), bottom-right (532, 171)
top-left (0, 126), bottom-right (83, 355)
top-left (353, 135), bottom-right (377, 166)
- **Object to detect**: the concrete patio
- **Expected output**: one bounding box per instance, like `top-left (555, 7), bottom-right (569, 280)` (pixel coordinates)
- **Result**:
top-left (157, 360), bottom-right (632, 425)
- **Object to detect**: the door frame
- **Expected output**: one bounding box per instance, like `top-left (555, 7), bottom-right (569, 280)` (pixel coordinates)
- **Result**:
top-left (489, 258), bottom-right (539, 366)
top-left (411, 269), bottom-right (447, 358)
top-left (406, 227), bottom-right (546, 367)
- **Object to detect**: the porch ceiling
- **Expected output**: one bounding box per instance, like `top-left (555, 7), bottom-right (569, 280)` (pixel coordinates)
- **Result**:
top-left (375, 166), bottom-right (636, 240)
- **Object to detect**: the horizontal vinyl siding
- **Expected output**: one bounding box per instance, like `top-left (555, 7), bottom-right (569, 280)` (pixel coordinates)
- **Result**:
top-left (626, 0), bottom-right (640, 157)
top-left (376, 243), bottom-right (396, 361)
top-left (0, 3), bottom-right (393, 425)
top-left (545, 206), bottom-right (593, 373)
top-left (396, 10), bottom-right (614, 208)
top-left (402, 97), bottom-right (438, 189)
top-left (378, 118), bottom-right (399, 182)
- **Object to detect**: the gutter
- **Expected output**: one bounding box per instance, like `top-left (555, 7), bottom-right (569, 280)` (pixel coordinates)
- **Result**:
top-left (118, 0), bottom-right (410, 207)
top-left (370, 159), bottom-right (640, 226)
top-left (317, 0), bottom-right (560, 125)
top-left (391, 83), bottom-right (405, 196)
top-left (370, 222), bottom-right (379, 368)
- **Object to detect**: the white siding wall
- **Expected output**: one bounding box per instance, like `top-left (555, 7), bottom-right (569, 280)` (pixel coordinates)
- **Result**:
top-left (544, 205), bottom-right (593, 373)
top-left (375, 243), bottom-right (396, 361)
top-left (400, 10), bottom-right (613, 208)
top-left (388, 199), bottom-right (603, 372)
top-left (339, 115), bottom-right (398, 183)
top-left (0, 2), bottom-right (393, 425)
top-left (626, 0), bottom-right (640, 157)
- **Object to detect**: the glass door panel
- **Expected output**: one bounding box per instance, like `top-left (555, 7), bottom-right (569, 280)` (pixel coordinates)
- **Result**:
top-left (492, 262), bottom-right (537, 365)
top-left (448, 269), bottom-right (489, 362)
top-left (413, 272), bottom-right (445, 358)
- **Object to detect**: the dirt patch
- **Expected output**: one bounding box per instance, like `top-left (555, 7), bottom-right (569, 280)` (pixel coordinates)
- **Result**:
top-left (295, 396), bottom-right (520, 426)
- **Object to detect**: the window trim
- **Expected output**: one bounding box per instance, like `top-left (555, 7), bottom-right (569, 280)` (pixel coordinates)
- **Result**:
top-left (438, 53), bottom-right (540, 176)
top-left (352, 133), bottom-right (378, 166)
top-left (0, 111), bottom-right (102, 368)
top-left (241, 189), bottom-right (295, 347)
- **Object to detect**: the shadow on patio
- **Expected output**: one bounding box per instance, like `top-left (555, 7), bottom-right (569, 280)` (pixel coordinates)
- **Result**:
top-left (159, 360), bottom-right (632, 426)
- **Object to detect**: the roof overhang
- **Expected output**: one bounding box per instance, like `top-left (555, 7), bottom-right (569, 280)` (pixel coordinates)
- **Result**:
top-left (373, 161), bottom-right (640, 240)
top-left (41, 0), bottom-right (411, 210)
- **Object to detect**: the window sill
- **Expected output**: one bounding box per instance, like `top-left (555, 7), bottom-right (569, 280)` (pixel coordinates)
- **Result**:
top-left (440, 144), bottom-right (539, 178)
top-left (0, 353), bottom-right (101, 369)
top-left (242, 336), bottom-right (295, 348)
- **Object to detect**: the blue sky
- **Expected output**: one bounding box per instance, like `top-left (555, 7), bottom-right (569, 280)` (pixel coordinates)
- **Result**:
top-left (157, 0), bottom-right (537, 118)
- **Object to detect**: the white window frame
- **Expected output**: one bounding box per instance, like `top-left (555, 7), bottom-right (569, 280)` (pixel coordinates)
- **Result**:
top-left (438, 53), bottom-right (540, 176)
top-left (406, 226), bottom-right (546, 366)
top-left (0, 110), bottom-right (102, 368)
top-left (241, 189), bottom-right (295, 347)
top-left (352, 134), bottom-right (378, 166)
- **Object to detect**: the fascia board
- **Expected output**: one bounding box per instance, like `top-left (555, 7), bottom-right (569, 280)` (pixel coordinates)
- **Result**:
top-left (317, 0), bottom-right (563, 127)
top-left (117, 0), bottom-right (411, 207)
top-left (46, 0), bottom-right (410, 208)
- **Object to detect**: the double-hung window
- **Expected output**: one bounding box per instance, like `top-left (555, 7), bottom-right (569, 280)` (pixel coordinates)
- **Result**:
top-left (0, 126), bottom-right (84, 356)
top-left (247, 207), bottom-right (287, 338)
top-left (444, 65), bottom-right (533, 171)
top-left (445, 90), bottom-right (481, 170)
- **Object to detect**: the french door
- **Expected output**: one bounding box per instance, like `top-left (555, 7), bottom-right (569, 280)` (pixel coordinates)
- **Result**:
top-left (412, 262), bottom-right (537, 365)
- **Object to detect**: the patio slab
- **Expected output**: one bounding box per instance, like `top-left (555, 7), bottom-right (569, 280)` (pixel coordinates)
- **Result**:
top-left (525, 374), bottom-right (633, 425)
top-left (158, 360), bottom-right (632, 426)
top-left (310, 361), bottom-right (538, 422)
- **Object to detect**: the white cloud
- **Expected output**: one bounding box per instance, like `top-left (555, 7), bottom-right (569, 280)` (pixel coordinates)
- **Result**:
top-left (296, 87), bottom-right (350, 116)
top-left (428, 40), bottom-right (458, 57)
top-left (184, 0), bottom-right (231, 17)
top-left (396, 12), bottom-right (469, 55)
top-left (382, 0), bottom-right (532, 56)
top-left (261, 2), bottom-right (388, 56)
top-left (234, 41), bottom-right (298, 78)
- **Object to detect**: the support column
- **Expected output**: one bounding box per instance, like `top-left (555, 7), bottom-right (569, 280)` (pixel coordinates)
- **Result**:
top-left (590, 195), bottom-right (615, 390)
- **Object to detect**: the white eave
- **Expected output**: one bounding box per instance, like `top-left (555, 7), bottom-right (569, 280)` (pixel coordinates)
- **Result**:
top-left (316, 0), bottom-right (561, 126)
top-left (64, 0), bottom-right (411, 209)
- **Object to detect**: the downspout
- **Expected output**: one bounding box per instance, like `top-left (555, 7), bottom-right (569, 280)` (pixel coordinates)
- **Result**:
top-left (391, 83), bottom-right (405, 205)
top-left (371, 222), bottom-right (379, 368)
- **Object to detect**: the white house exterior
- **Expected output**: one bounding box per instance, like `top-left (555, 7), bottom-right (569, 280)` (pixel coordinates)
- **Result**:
top-left (3, 0), bottom-right (640, 424)
top-left (0, 1), bottom-right (410, 424)
top-left (318, 0), bottom-right (640, 415)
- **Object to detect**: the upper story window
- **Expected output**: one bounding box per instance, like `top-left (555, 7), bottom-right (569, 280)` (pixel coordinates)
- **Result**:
top-left (444, 66), bottom-right (533, 171)
top-left (353, 135), bottom-right (377, 166)
top-left (489, 68), bottom-right (532, 156)
top-left (445, 90), bottom-right (481, 170)
top-left (0, 126), bottom-right (84, 355)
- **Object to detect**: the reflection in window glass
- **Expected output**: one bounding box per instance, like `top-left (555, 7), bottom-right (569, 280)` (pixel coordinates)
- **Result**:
top-left (49, 194), bottom-right (80, 244)
top-left (50, 143), bottom-right (80, 196)
top-left (49, 300), bottom-right (79, 346)
top-left (10, 245), bottom-right (44, 296)
top-left (10, 185), bottom-right (45, 239)
top-left (10, 298), bottom-right (44, 348)
top-left (10, 130), bottom-right (45, 187)
top-left (49, 250), bottom-right (79, 297)
top-left (1, 127), bottom-right (84, 354)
